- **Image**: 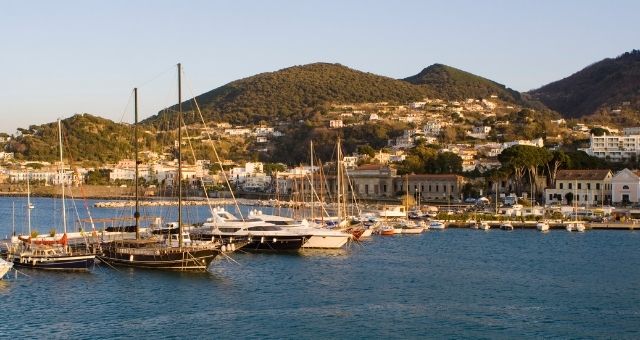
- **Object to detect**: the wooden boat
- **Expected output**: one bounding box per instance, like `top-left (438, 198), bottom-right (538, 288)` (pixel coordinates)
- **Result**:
top-left (97, 65), bottom-right (220, 271)
top-left (379, 225), bottom-right (395, 235)
top-left (8, 120), bottom-right (95, 271)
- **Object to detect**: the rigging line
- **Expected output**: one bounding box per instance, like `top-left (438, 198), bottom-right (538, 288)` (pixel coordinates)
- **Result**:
top-left (61, 126), bottom-right (97, 233)
top-left (183, 70), bottom-right (245, 222)
top-left (180, 111), bottom-right (215, 219)
top-left (137, 64), bottom-right (177, 88)
top-left (117, 89), bottom-right (135, 124)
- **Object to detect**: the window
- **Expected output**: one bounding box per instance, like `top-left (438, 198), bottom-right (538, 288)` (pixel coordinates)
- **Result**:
top-left (383, 184), bottom-right (387, 193)
top-left (596, 183), bottom-right (600, 190)
top-left (578, 183), bottom-right (582, 190)
top-left (587, 183), bottom-right (591, 190)
top-left (594, 195), bottom-right (598, 201)
top-left (549, 194), bottom-right (553, 200)
top-left (560, 183), bottom-right (563, 189)
top-left (451, 185), bottom-right (454, 192)
top-left (569, 183), bottom-right (572, 189)
top-left (584, 194), bottom-right (587, 201)
top-left (365, 184), bottom-right (369, 194)
top-left (623, 185), bottom-right (630, 190)
top-left (436, 185), bottom-right (439, 192)
top-left (421, 185), bottom-right (424, 192)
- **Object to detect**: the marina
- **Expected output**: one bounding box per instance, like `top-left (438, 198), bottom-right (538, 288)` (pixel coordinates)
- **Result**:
top-left (1, 197), bottom-right (639, 338)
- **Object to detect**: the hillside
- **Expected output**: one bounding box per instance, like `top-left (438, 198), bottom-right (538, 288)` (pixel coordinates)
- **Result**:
top-left (144, 63), bottom-right (431, 127)
top-left (529, 50), bottom-right (640, 118)
top-left (6, 114), bottom-right (135, 163)
top-left (403, 64), bottom-right (524, 103)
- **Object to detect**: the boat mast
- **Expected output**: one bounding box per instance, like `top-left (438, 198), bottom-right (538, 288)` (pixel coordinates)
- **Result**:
top-left (336, 138), bottom-right (342, 222)
top-left (405, 173), bottom-right (409, 219)
top-left (58, 119), bottom-right (67, 235)
top-left (310, 140), bottom-right (314, 221)
top-left (27, 168), bottom-right (31, 235)
top-left (178, 63), bottom-right (183, 248)
top-left (134, 87), bottom-right (140, 240)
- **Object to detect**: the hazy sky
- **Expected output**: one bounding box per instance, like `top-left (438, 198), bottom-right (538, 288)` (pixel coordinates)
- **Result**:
top-left (1, 0), bottom-right (638, 133)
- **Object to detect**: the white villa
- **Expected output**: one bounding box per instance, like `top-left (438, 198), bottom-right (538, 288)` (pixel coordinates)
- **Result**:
top-left (544, 169), bottom-right (612, 206)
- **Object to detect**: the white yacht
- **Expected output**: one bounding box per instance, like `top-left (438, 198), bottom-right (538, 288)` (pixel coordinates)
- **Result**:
top-left (190, 207), bottom-right (313, 251)
top-left (479, 222), bottom-right (491, 231)
top-left (248, 210), bottom-right (350, 249)
top-left (429, 220), bottom-right (446, 230)
top-left (500, 222), bottom-right (514, 231)
top-left (0, 258), bottom-right (13, 279)
top-left (536, 221), bottom-right (550, 232)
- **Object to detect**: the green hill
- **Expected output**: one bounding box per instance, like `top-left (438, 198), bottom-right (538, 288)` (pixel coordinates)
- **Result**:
top-left (529, 50), bottom-right (640, 118)
top-left (144, 63), bottom-right (430, 127)
top-left (403, 63), bottom-right (524, 103)
top-left (6, 114), bottom-right (135, 163)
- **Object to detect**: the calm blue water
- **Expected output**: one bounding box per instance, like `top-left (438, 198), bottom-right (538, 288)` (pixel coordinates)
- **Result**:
top-left (1, 197), bottom-right (639, 338)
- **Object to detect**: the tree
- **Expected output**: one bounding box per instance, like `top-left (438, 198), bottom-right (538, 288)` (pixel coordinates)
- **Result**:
top-left (590, 127), bottom-right (609, 136)
top-left (565, 192), bottom-right (574, 205)
top-left (357, 145), bottom-right (376, 158)
top-left (545, 150), bottom-right (569, 187)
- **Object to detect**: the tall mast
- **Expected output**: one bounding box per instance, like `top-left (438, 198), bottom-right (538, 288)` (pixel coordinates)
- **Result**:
top-left (178, 63), bottom-right (183, 248)
top-left (27, 168), bottom-right (31, 235)
top-left (310, 141), bottom-right (314, 221)
top-left (405, 173), bottom-right (409, 219)
top-left (336, 138), bottom-right (341, 222)
top-left (58, 119), bottom-right (67, 235)
top-left (134, 88), bottom-right (140, 240)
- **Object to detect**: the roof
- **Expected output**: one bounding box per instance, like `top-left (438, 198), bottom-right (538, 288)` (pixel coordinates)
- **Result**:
top-left (556, 169), bottom-right (611, 181)
top-left (354, 164), bottom-right (389, 171)
top-left (406, 174), bottom-right (463, 181)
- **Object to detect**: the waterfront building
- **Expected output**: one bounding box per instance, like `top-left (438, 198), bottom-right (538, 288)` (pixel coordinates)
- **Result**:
top-left (610, 168), bottom-right (640, 204)
top-left (400, 174), bottom-right (467, 203)
top-left (348, 164), bottom-right (397, 199)
top-left (544, 169), bottom-right (612, 206)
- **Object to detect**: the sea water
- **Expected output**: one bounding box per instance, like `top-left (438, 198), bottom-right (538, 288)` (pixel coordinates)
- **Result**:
top-left (0, 197), bottom-right (639, 338)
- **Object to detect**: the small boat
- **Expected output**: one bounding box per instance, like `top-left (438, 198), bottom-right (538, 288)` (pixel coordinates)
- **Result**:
top-left (429, 220), bottom-right (446, 230)
top-left (565, 221), bottom-right (586, 232)
top-left (0, 258), bottom-right (13, 279)
top-left (397, 221), bottom-right (424, 234)
top-left (479, 222), bottom-right (490, 231)
top-left (536, 221), bottom-right (550, 232)
top-left (469, 221), bottom-right (479, 229)
top-left (379, 225), bottom-right (395, 235)
top-left (500, 222), bottom-right (514, 231)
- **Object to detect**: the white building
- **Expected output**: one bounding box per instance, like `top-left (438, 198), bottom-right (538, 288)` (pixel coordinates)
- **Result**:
top-left (230, 162), bottom-right (264, 184)
top-left (224, 128), bottom-right (252, 136)
top-left (329, 120), bottom-right (344, 128)
top-left (501, 137), bottom-right (544, 151)
top-left (611, 168), bottom-right (640, 204)
top-left (544, 169), bottom-right (612, 206)
top-left (580, 134), bottom-right (640, 161)
top-left (472, 126), bottom-right (492, 134)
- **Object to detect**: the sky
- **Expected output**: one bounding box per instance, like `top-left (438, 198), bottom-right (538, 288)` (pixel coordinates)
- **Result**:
top-left (1, 0), bottom-right (639, 134)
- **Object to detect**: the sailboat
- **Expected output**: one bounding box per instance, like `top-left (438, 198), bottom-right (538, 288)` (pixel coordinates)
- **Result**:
top-left (7, 120), bottom-right (96, 271)
top-left (98, 64), bottom-right (221, 271)
top-left (566, 180), bottom-right (586, 232)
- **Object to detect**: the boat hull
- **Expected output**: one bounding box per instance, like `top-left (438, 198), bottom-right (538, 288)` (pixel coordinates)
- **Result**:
top-left (244, 236), bottom-right (307, 251)
top-left (301, 235), bottom-right (350, 249)
top-left (98, 245), bottom-right (219, 271)
top-left (12, 254), bottom-right (95, 271)
top-left (400, 228), bottom-right (424, 234)
top-left (0, 259), bottom-right (13, 278)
